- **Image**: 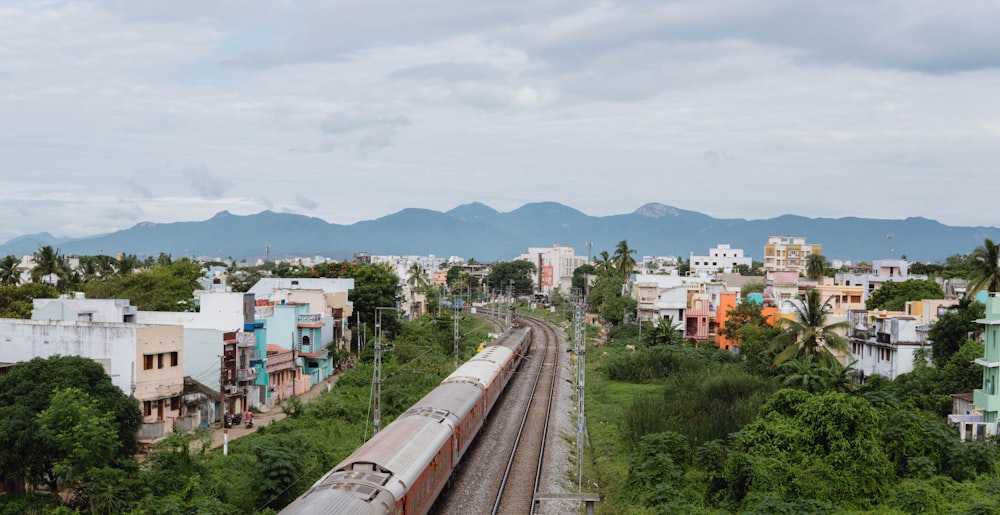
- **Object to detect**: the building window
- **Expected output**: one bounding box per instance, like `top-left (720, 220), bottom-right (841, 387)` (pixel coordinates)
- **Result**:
top-left (157, 353), bottom-right (164, 369)
top-left (143, 355), bottom-right (154, 370)
top-left (171, 351), bottom-right (179, 367)
top-left (143, 401), bottom-right (152, 416)
top-left (170, 396), bottom-right (180, 411)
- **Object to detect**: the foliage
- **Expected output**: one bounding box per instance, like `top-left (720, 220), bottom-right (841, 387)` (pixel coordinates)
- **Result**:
top-left (621, 363), bottom-right (777, 450)
top-left (966, 237), bottom-right (1000, 297)
top-left (0, 255), bottom-right (19, 286)
top-left (37, 388), bottom-right (121, 484)
top-left (571, 263), bottom-right (597, 295)
top-left (740, 280), bottom-right (764, 297)
top-left (928, 299), bottom-right (984, 368)
top-left (627, 431), bottom-right (691, 507)
top-left (0, 356), bottom-right (141, 494)
top-left (642, 318), bottom-right (682, 346)
top-left (0, 282), bottom-right (59, 319)
top-left (31, 245), bottom-right (71, 289)
top-left (485, 260), bottom-right (536, 297)
top-left (227, 267), bottom-right (265, 293)
top-left (775, 356), bottom-right (856, 393)
top-left (309, 261), bottom-right (402, 336)
top-left (587, 272), bottom-right (635, 325)
top-left (612, 240), bottom-right (637, 280)
top-left (865, 279), bottom-right (945, 311)
top-left (769, 290), bottom-right (849, 368)
top-left (709, 390), bottom-right (894, 511)
top-left (805, 253), bottom-right (828, 280)
top-left (81, 259), bottom-right (203, 311)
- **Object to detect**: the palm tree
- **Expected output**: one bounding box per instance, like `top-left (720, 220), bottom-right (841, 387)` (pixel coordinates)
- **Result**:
top-left (805, 253), bottom-right (827, 281)
top-left (0, 255), bottom-right (20, 286)
top-left (966, 237), bottom-right (1000, 297)
top-left (612, 240), bottom-right (637, 279)
top-left (31, 245), bottom-right (70, 287)
top-left (770, 289), bottom-right (850, 368)
top-left (594, 251), bottom-right (614, 276)
top-left (405, 263), bottom-right (430, 319)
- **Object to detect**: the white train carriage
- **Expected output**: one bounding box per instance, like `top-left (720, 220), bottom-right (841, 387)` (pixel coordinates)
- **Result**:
top-left (403, 381), bottom-right (484, 462)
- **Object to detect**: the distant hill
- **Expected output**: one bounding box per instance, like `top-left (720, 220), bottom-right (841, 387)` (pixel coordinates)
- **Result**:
top-left (1, 203), bottom-right (997, 264)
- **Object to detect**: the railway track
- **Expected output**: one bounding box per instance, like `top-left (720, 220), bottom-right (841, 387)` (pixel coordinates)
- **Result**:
top-left (433, 312), bottom-right (562, 514)
top-left (492, 314), bottom-right (559, 515)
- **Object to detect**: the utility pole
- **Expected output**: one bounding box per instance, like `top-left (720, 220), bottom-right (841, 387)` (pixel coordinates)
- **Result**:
top-left (574, 293), bottom-right (587, 490)
top-left (372, 307), bottom-right (396, 437)
top-left (453, 295), bottom-right (460, 367)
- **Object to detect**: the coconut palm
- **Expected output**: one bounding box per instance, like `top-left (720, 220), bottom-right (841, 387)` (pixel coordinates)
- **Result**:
top-left (770, 289), bottom-right (850, 368)
top-left (594, 250), bottom-right (614, 276)
top-left (805, 253), bottom-right (827, 280)
top-left (612, 240), bottom-right (637, 279)
top-left (0, 255), bottom-right (20, 286)
top-left (966, 237), bottom-right (1000, 297)
top-left (31, 245), bottom-right (70, 287)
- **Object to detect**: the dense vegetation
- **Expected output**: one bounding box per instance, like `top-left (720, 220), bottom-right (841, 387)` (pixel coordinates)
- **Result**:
top-left (564, 300), bottom-right (999, 514)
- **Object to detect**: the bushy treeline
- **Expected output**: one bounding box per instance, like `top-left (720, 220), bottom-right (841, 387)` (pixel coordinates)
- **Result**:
top-left (590, 327), bottom-right (1000, 514)
top-left (0, 313), bottom-right (489, 514)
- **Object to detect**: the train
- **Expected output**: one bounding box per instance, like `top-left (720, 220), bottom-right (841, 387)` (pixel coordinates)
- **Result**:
top-left (279, 325), bottom-right (533, 515)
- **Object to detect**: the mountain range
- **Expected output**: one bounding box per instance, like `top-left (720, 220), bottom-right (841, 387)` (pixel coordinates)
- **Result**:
top-left (2, 202), bottom-right (998, 264)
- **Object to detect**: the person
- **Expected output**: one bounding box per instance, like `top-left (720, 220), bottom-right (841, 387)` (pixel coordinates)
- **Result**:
top-left (245, 410), bottom-right (253, 423)
top-left (327, 379), bottom-right (332, 392)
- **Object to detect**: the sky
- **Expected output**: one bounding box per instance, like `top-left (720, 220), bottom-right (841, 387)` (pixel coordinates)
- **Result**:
top-left (3, 1), bottom-right (1000, 243)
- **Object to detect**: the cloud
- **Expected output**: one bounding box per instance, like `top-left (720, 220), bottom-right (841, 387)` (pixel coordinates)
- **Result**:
top-left (295, 196), bottom-right (318, 210)
top-left (182, 167), bottom-right (233, 199)
top-left (127, 176), bottom-right (154, 199)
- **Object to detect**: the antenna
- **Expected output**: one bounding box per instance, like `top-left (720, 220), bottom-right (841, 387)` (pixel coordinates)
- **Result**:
top-left (265, 241), bottom-right (271, 263)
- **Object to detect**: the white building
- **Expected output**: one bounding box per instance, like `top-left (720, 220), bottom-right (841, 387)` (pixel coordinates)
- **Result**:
top-left (7, 302), bottom-right (185, 441)
top-left (516, 244), bottom-right (588, 295)
top-left (689, 244), bottom-right (752, 275)
top-left (836, 259), bottom-right (928, 302)
top-left (639, 255), bottom-right (679, 274)
top-left (847, 309), bottom-right (928, 380)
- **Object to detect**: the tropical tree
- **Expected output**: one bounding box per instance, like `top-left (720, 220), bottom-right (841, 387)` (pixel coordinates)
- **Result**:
top-left (966, 237), bottom-right (1000, 297)
top-left (594, 250), bottom-right (614, 276)
top-left (770, 289), bottom-right (850, 368)
top-left (805, 253), bottom-right (827, 280)
top-left (31, 245), bottom-right (71, 288)
top-left (0, 255), bottom-right (19, 286)
top-left (613, 240), bottom-right (637, 279)
top-left (866, 279), bottom-right (944, 311)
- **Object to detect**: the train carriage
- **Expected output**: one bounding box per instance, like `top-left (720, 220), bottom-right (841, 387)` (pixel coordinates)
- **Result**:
top-left (280, 325), bottom-right (533, 515)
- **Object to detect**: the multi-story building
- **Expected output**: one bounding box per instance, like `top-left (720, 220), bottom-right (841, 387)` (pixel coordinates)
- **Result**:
top-left (516, 244), bottom-right (588, 295)
top-left (689, 244), bottom-right (753, 275)
top-left (847, 309), bottom-right (928, 381)
top-left (5, 298), bottom-right (185, 442)
top-left (835, 259), bottom-right (928, 302)
top-left (958, 293), bottom-right (1000, 440)
top-left (639, 255), bottom-right (679, 274)
top-left (763, 236), bottom-right (821, 275)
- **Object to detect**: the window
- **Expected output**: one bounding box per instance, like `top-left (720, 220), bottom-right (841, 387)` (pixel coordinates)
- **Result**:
top-left (143, 401), bottom-right (152, 416)
top-left (143, 355), bottom-right (153, 370)
top-left (157, 353), bottom-right (164, 369)
top-left (170, 396), bottom-right (180, 411)
top-left (170, 351), bottom-right (179, 367)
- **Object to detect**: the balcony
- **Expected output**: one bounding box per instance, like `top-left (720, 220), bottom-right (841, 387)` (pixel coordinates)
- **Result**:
top-left (298, 313), bottom-right (323, 327)
top-left (973, 389), bottom-right (1000, 413)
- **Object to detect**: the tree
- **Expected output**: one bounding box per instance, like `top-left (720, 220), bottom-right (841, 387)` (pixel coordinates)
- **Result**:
top-left (37, 388), bottom-right (121, 486)
top-left (740, 280), bottom-right (764, 298)
top-left (0, 255), bottom-right (19, 286)
top-left (865, 279), bottom-right (944, 311)
top-left (0, 282), bottom-right (59, 319)
top-left (588, 272), bottom-right (635, 325)
top-left (927, 299), bottom-right (984, 369)
top-left (770, 290), bottom-right (850, 368)
top-left (643, 318), bottom-right (682, 346)
top-left (805, 253), bottom-right (828, 280)
top-left (31, 245), bottom-right (70, 288)
top-left (613, 240), bottom-right (637, 279)
top-left (0, 356), bottom-right (141, 493)
top-left (82, 259), bottom-right (203, 311)
top-left (966, 237), bottom-right (1000, 297)
top-left (571, 263), bottom-right (596, 296)
top-left (485, 260), bottom-right (536, 297)
top-left (594, 250), bottom-right (614, 276)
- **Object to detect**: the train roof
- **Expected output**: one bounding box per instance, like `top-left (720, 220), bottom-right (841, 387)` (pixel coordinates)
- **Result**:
top-left (333, 414), bottom-right (454, 496)
top-left (404, 381), bottom-right (481, 422)
top-left (443, 346), bottom-right (514, 389)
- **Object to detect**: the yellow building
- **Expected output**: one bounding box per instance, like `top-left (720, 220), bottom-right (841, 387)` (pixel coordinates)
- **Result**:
top-left (763, 236), bottom-right (822, 275)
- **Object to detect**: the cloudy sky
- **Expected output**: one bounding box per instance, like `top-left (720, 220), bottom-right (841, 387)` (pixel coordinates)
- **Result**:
top-left (2, 1), bottom-right (999, 242)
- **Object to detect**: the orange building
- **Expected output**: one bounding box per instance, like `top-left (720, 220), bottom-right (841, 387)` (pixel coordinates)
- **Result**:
top-left (714, 291), bottom-right (778, 351)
